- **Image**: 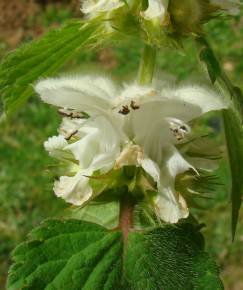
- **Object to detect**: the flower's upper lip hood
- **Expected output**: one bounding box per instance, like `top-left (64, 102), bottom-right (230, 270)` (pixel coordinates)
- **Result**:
top-left (35, 75), bottom-right (228, 119)
top-left (35, 76), bottom-right (115, 114)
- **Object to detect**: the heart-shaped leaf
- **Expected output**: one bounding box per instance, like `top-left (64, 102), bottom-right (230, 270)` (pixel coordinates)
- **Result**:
top-left (8, 219), bottom-right (223, 290)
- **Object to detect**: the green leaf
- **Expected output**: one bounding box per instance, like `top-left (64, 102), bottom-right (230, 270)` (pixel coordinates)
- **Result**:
top-left (197, 37), bottom-right (243, 239)
top-left (199, 43), bottom-right (221, 84)
top-left (0, 20), bottom-right (104, 117)
top-left (198, 37), bottom-right (243, 119)
top-left (66, 201), bottom-right (120, 229)
top-left (125, 223), bottom-right (223, 290)
top-left (223, 109), bottom-right (243, 239)
top-left (192, 253), bottom-right (224, 290)
top-left (8, 219), bottom-right (223, 290)
top-left (7, 219), bottom-right (123, 290)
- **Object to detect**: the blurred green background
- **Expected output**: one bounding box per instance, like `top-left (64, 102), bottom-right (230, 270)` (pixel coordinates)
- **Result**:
top-left (0, 0), bottom-right (243, 289)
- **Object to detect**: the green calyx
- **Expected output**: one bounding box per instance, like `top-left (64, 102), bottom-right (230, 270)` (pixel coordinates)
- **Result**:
top-left (168, 0), bottom-right (218, 36)
top-left (90, 0), bottom-right (221, 48)
top-left (107, 6), bottom-right (140, 36)
top-left (65, 166), bottom-right (158, 231)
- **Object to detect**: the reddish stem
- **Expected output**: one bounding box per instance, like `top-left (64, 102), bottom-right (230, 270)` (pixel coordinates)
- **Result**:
top-left (119, 196), bottom-right (134, 243)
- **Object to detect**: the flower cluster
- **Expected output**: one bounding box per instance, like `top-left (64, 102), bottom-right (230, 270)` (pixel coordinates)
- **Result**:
top-left (36, 76), bottom-right (227, 223)
top-left (81, 0), bottom-right (241, 18)
top-left (78, 0), bottom-right (241, 49)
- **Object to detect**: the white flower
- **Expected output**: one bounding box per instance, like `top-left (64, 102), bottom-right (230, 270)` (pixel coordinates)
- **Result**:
top-left (44, 135), bottom-right (68, 155)
top-left (36, 75), bottom-right (228, 223)
top-left (211, 0), bottom-right (241, 15)
top-left (64, 116), bottom-right (122, 173)
top-left (81, 0), bottom-right (124, 16)
top-left (54, 171), bottom-right (93, 206)
top-left (41, 112), bottom-right (122, 205)
top-left (141, 0), bottom-right (169, 23)
top-left (44, 135), bottom-right (77, 162)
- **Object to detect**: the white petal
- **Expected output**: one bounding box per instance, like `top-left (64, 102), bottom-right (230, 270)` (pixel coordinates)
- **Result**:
top-left (140, 157), bottom-right (161, 184)
top-left (54, 171), bottom-right (92, 206)
top-left (44, 135), bottom-right (69, 159)
top-left (86, 75), bottom-right (118, 100)
top-left (138, 146), bottom-right (192, 223)
top-left (155, 188), bottom-right (189, 223)
top-left (116, 83), bottom-right (157, 105)
top-left (58, 117), bottom-right (86, 139)
top-left (124, 102), bottom-right (198, 164)
top-left (114, 84), bottom-right (201, 166)
top-left (44, 135), bottom-right (68, 152)
top-left (65, 116), bottom-right (122, 172)
top-left (168, 85), bottom-right (228, 118)
top-left (117, 83), bottom-right (201, 146)
top-left (141, 0), bottom-right (168, 20)
top-left (154, 145), bottom-right (193, 223)
top-left (82, 0), bottom-right (124, 15)
top-left (163, 145), bottom-right (195, 178)
top-left (35, 75), bottom-right (118, 115)
top-left (139, 119), bottom-right (171, 164)
top-left (66, 131), bottom-right (99, 168)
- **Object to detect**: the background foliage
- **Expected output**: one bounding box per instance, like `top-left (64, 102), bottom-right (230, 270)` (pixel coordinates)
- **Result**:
top-left (0, 1), bottom-right (243, 289)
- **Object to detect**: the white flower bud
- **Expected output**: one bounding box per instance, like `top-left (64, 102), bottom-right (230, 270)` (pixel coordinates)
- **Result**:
top-left (141, 0), bottom-right (169, 22)
top-left (81, 0), bottom-right (124, 16)
top-left (44, 135), bottom-right (68, 156)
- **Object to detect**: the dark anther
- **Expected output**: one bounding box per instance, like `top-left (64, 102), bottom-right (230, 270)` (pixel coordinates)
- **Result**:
top-left (65, 130), bottom-right (78, 141)
top-left (180, 125), bottom-right (187, 131)
top-left (119, 105), bottom-right (130, 115)
top-left (58, 109), bottom-right (85, 119)
top-left (130, 101), bottom-right (140, 110)
top-left (58, 109), bottom-right (72, 117)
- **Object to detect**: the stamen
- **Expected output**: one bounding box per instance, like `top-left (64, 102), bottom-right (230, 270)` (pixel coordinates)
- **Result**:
top-left (130, 100), bottom-right (140, 110)
top-left (58, 108), bottom-right (87, 119)
top-left (65, 130), bottom-right (78, 141)
top-left (118, 105), bottom-right (130, 115)
top-left (167, 118), bottom-right (190, 141)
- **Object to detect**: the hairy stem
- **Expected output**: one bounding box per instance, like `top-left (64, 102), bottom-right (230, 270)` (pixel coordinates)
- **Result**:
top-left (119, 195), bottom-right (135, 243)
top-left (138, 44), bottom-right (157, 85)
top-left (118, 44), bottom-right (156, 239)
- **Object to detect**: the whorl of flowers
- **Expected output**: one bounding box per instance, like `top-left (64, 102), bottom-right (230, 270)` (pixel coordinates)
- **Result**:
top-left (78, 0), bottom-right (241, 48)
top-left (35, 75), bottom-right (228, 223)
top-left (80, 0), bottom-right (241, 17)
